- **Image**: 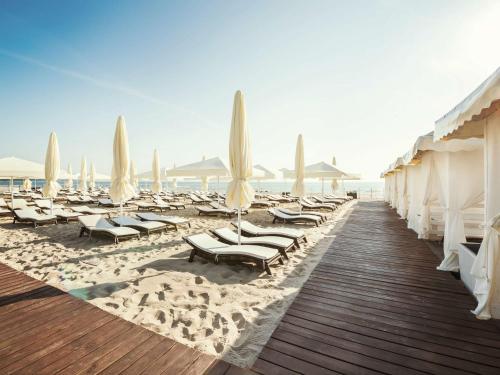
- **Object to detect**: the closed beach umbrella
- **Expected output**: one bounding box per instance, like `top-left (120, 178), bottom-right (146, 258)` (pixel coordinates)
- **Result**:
top-left (130, 160), bottom-right (138, 189)
top-left (226, 90), bottom-right (254, 245)
top-left (291, 134), bottom-right (305, 203)
top-left (65, 163), bottom-right (73, 190)
top-left (79, 157), bottom-right (87, 192)
top-left (89, 162), bottom-right (96, 191)
top-left (151, 149), bottom-right (162, 196)
top-left (110, 115), bottom-right (135, 214)
top-left (171, 163), bottom-right (177, 191)
top-left (22, 178), bottom-right (32, 191)
top-left (200, 156), bottom-right (209, 191)
top-left (331, 156), bottom-right (339, 192)
top-left (42, 132), bottom-right (61, 213)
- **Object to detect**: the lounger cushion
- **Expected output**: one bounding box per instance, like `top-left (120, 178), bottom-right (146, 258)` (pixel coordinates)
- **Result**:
top-left (213, 228), bottom-right (294, 248)
top-left (112, 216), bottom-right (165, 230)
top-left (136, 212), bottom-right (189, 225)
top-left (237, 220), bottom-right (304, 238)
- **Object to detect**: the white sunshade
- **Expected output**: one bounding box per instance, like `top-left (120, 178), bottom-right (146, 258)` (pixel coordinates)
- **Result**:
top-left (74, 171), bottom-right (111, 181)
top-left (130, 160), bottom-right (138, 188)
top-left (283, 161), bottom-right (347, 179)
top-left (42, 132), bottom-right (61, 199)
top-left (89, 162), bottom-right (96, 190)
top-left (251, 164), bottom-right (275, 180)
top-left (291, 134), bottom-right (305, 198)
top-left (434, 66), bottom-right (500, 141)
top-left (65, 163), bottom-right (73, 189)
top-left (79, 157), bottom-right (87, 191)
top-left (166, 156), bottom-right (230, 178)
top-left (151, 149), bottom-right (162, 194)
top-left (0, 157), bottom-right (48, 179)
top-left (110, 115), bottom-right (135, 204)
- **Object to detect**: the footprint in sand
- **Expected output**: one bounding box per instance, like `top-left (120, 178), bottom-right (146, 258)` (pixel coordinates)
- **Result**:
top-left (213, 341), bottom-right (224, 354)
top-left (205, 328), bottom-right (213, 337)
top-left (161, 283), bottom-right (171, 290)
top-left (155, 310), bottom-right (166, 324)
top-left (199, 310), bottom-right (207, 319)
top-left (157, 291), bottom-right (165, 301)
top-left (105, 302), bottom-right (119, 309)
top-left (114, 268), bottom-right (120, 276)
top-left (139, 293), bottom-right (149, 306)
top-left (194, 276), bottom-right (203, 285)
top-left (231, 312), bottom-right (246, 330)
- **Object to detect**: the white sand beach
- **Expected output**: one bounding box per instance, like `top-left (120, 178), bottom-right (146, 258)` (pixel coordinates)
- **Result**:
top-left (0, 201), bottom-right (355, 367)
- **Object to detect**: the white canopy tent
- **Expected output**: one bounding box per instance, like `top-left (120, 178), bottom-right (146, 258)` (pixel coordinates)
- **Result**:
top-left (434, 66), bottom-right (500, 319)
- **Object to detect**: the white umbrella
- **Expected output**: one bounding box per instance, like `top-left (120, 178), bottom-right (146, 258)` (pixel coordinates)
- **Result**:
top-left (130, 160), bottom-right (138, 190)
top-left (89, 162), bottom-right (96, 191)
top-left (291, 134), bottom-right (305, 205)
top-left (110, 115), bottom-right (135, 215)
top-left (170, 163), bottom-right (177, 191)
top-left (151, 149), bottom-right (162, 197)
top-left (79, 157), bottom-right (87, 192)
top-left (22, 178), bottom-right (32, 191)
top-left (226, 90), bottom-right (254, 245)
top-left (42, 132), bottom-right (61, 214)
top-left (331, 156), bottom-right (339, 192)
top-left (65, 163), bottom-right (73, 190)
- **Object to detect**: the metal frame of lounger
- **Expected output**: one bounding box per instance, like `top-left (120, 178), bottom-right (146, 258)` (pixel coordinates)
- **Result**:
top-left (135, 213), bottom-right (191, 231)
top-left (232, 221), bottom-right (307, 246)
top-left (183, 235), bottom-right (284, 275)
top-left (268, 209), bottom-right (321, 227)
top-left (210, 228), bottom-right (295, 260)
top-left (12, 210), bottom-right (58, 228)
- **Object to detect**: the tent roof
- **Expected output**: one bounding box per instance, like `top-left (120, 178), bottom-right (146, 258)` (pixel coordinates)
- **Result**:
top-left (0, 156), bottom-right (70, 179)
top-left (434, 66), bottom-right (500, 140)
top-left (282, 161), bottom-right (348, 179)
top-left (252, 164), bottom-right (276, 180)
top-left (74, 172), bottom-right (111, 181)
top-left (166, 157), bottom-right (230, 177)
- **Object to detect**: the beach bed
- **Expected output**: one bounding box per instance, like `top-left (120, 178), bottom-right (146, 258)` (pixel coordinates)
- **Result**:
top-left (43, 208), bottom-right (83, 223)
top-left (268, 208), bottom-right (321, 227)
top-left (13, 208), bottom-right (58, 227)
top-left (276, 207), bottom-right (328, 222)
top-left (301, 197), bottom-right (336, 211)
top-left (111, 216), bottom-right (166, 236)
top-left (78, 215), bottom-right (140, 243)
top-left (233, 220), bottom-right (307, 246)
top-left (136, 212), bottom-right (190, 230)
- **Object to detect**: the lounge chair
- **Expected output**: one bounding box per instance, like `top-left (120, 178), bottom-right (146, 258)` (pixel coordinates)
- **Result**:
top-left (78, 215), bottom-right (140, 243)
top-left (70, 206), bottom-right (110, 216)
top-left (168, 202), bottom-right (186, 210)
top-left (134, 201), bottom-right (157, 211)
top-left (195, 205), bottom-right (235, 217)
top-left (136, 212), bottom-right (190, 230)
top-left (251, 200), bottom-right (277, 208)
top-left (152, 198), bottom-right (170, 212)
top-left (34, 199), bottom-right (64, 210)
top-left (0, 198), bottom-right (11, 216)
top-left (97, 198), bottom-right (121, 207)
top-left (43, 208), bottom-right (83, 223)
top-left (13, 208), bottom-right (58, 227)
top-left (276, 207), bottom-right (327, 222)
top-left (7, 198), bottom-right (32, 210)
top-left (233, 220), bottom-right (307, 246)
top-left (189, 193), bottom-right (211, 204)
top-left (268, 208), bottom-right (321, 227)
top-left (325, 194), bottom-right (352, 201)
top-left (312, 196), bottom-right (344, 205)
top-left (183, 233), bottom-right (283, 275)
top-left (301, 197), bottom-right (336, 211)
top-left (266, 194), bottom-right (294, 203)
top-left (211, 227), bottom-right (295, 259)
top-left (111, 216), bottom-right (166, 236)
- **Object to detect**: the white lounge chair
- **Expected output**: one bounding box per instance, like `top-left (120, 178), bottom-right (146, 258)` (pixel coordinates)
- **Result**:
top-left (111, 216), bottom-right (166, 236)
top-left (7, 198), bottom-right (32, 210)
top-left (183, 233), bottom-right (283, 275)
top-left (13, 208), bottom-right (58, 227)
top-left (301, 197), bottom-right (336, 211)
top-left (136, 212), bottom-right (190, 230)
top-left (71, 206), bottom-right (110, 215)
top-left (233, 220), bottom-right (307, 246)
top-left (34, 199), bottom-right (64, 210)
top-left (97, 198), bottom-right (121, 207)
top-left (78, 215), bottom-right (140, 243)
top-left (268, 208), bottom-right (321, 227)
top-left (277, 207), bottom-right (328, 222)
top-left (211, 227), bottom-right (295, 259)
top-left (43, 208), bottom-right (83, 223)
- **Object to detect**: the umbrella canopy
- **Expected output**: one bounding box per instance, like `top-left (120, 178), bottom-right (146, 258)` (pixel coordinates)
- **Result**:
top-left (170, 163), bottom-right (177, 190)
top-left (89, 162), bottom-right (96, 190)
top-left (226, 91), bottom-right (254, 244)
top-left (252, 164), bottom-right (275, 180)
top-left (0, 157), bottom-right (46, 179)
top-left (42, 132), bottom-right (61, 199)
top-left (282, 161), bottom-right (346, 179)
top-left (110, 115), bottom-right (135, 204)
top-left (151, 149), bottom-right (162, 194)
top-left (166, 156), bottom-right (230, 177)
top-left (130, 160), bottom-right (138, 189)
top-left (79, 157), bottom-right (87, 191)
top-left (291, 134), bottom-right (305, 198)
top-left (65, 163), bottom-right (73, 189)
top-left (22, 178), bottom-right (32, 191)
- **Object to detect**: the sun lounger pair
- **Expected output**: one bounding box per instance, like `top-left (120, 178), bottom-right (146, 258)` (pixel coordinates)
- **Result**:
top-left (67, 195), bottom-right (96, 204)
top-left (211, 227), bottom-right (295, 260)
top-left (312, 196), bottom-right (344, 205)
top-left (111, 216), bottom-right (167, 236)
top-left (13, 208), bottom-right (58, 227)
top-left (268, 208), bottom-right (321, 227)
top-left (189, 194), bottom-right (211, 204)
top-left (7, 198), bottom-right (33, 210)
top-left (233, 220), bottom-right (307, 246)
top-left (184, 233), bottom-right (284, 275)
top-left (43, 208), bottom-right (83, 223)
top-left (70, 206), bottom-right (110, 216)
top-left (135, 212), bottom-right (190, 230)
top-left (266, 194), bottom-right (295, 203)
top-left (276, 207), bottom-right (328, 223)
top-left (300, 197), bottom-right (336, 211)
top-left (78, 215), bottom-right (140, 243)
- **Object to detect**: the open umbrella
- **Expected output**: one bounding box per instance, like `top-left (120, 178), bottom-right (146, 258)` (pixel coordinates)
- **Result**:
top-left (110, 115), bottom-right (135, 216)
top-left (226, 90), bottom-right (254, 245)
top-left (79, 157), bottom-right (87, 192)
top-left (151, 149), bottom-right (162, 198)
top-left (65, 163), bottom-right (73, 190)
top-left (291, 134), bottom-right (305, 211)
top-left (42, 132), bottom-right (61, 214)
top-left (89, 162), bottom-right (96, 191)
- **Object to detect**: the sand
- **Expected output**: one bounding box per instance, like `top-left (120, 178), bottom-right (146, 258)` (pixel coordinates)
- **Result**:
top-left (0, 200), bottom-right (355, 367)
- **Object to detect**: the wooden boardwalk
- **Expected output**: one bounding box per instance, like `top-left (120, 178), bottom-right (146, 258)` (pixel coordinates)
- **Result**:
top-left (0, 262), bottom-right (254, 375)
top-left (250, 201), bottom-right (500, 375)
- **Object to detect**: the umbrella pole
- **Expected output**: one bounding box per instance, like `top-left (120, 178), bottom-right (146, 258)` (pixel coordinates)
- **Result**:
top-left (237, 207), bottom-right (242, 245)
top-left (321, 177), bottom-right (324, 198)
top-left (120, 200), bottom-right (123, 218)
top-left (10, 177), bottom-right (14, 206)
top-left (50, 198), bottom-right (53, 215)
top-left (217, 176), bottom-right (220, 208)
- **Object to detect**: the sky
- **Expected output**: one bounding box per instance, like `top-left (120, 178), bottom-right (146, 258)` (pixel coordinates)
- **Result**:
top-left (1, 0), bottom-right (500, 180)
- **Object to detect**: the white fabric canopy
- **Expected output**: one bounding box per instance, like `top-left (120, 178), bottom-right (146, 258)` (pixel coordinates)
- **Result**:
top-left (130, 160), bottom-right (138, 189)
top-left (291, 134), bottom-right (305, 198)
top-left (397, 167), bottom-right (408, 218)
top-left (65, 163), bottom-right (73, 189)
top-left (42, 132), bottom-right (60, 199)
top-left (0, 157), bottom-right (46, 179)
top-left (89, 162), bottom-right (96, 190)
top-left (166, 157), bottom-right (230, 178)
top-left (283, 161), bottom-right (346, 179)
top-left (79, 157), bottom-right (87, 192)
top-left (110, 115), bottom-right (135, 204)
top-left (252, 164), bottom-right (275, 180)
top-left (151, 149), bottom-right (162, 194)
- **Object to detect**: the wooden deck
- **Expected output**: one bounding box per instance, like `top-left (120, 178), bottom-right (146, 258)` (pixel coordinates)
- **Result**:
top-left (0, 262), bottom-right (253, 375)
top-left (250, 201), bottom-right (500, 374)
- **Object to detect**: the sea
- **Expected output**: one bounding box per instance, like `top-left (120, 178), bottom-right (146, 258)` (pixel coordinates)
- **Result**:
top-left (0, 179), bottom-right (384, 200)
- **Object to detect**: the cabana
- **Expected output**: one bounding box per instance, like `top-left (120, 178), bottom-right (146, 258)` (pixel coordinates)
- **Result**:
top-left (434, 66), bottom-right (500, 319)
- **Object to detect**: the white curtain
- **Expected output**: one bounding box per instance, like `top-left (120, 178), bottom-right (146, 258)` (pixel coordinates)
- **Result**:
top-left (397, 167), bottom-right (408, 218)
top-left (407, 164), bottom-right (424, 232)
top-left (384, 175), bottom-right (391, 202)
top-left (390, 172), bottom-right (398, 208)
top-left (437, 149), bottom-right (484, 271)
top-left (471, 111), bottom-right (500, 318)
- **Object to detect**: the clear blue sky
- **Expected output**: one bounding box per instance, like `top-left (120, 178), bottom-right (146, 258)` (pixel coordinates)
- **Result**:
top-left (1, 0), bottom-right (499, 179)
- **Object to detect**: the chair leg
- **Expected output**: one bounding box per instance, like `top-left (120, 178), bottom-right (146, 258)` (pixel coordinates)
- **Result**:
top-left (264, 261), bottom-right (272, 275)
top-left (188, 249), bottom-right (196, 262)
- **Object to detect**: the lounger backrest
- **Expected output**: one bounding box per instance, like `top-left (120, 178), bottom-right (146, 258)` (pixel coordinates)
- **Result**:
top-left (237, 220), bottom-right (261, 235)
top-left (15, 208), bottom-right (40, 219)
top-left (213, 227), bottom-right (239, 242)
top-left (11, 199), bottom-right (29, 209)
top-left (78, 214), bottom-right (104, 228)
top-left (0, 198), bottom-right (7, 207)
top-left (35, 199), bottom-right (51, 208)
top-left (185, 233), bottom-right (228, 252)
top-left (136, 212), bottom-right (158, 221)
top-left (113, 216), bottom-right (139, 226)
